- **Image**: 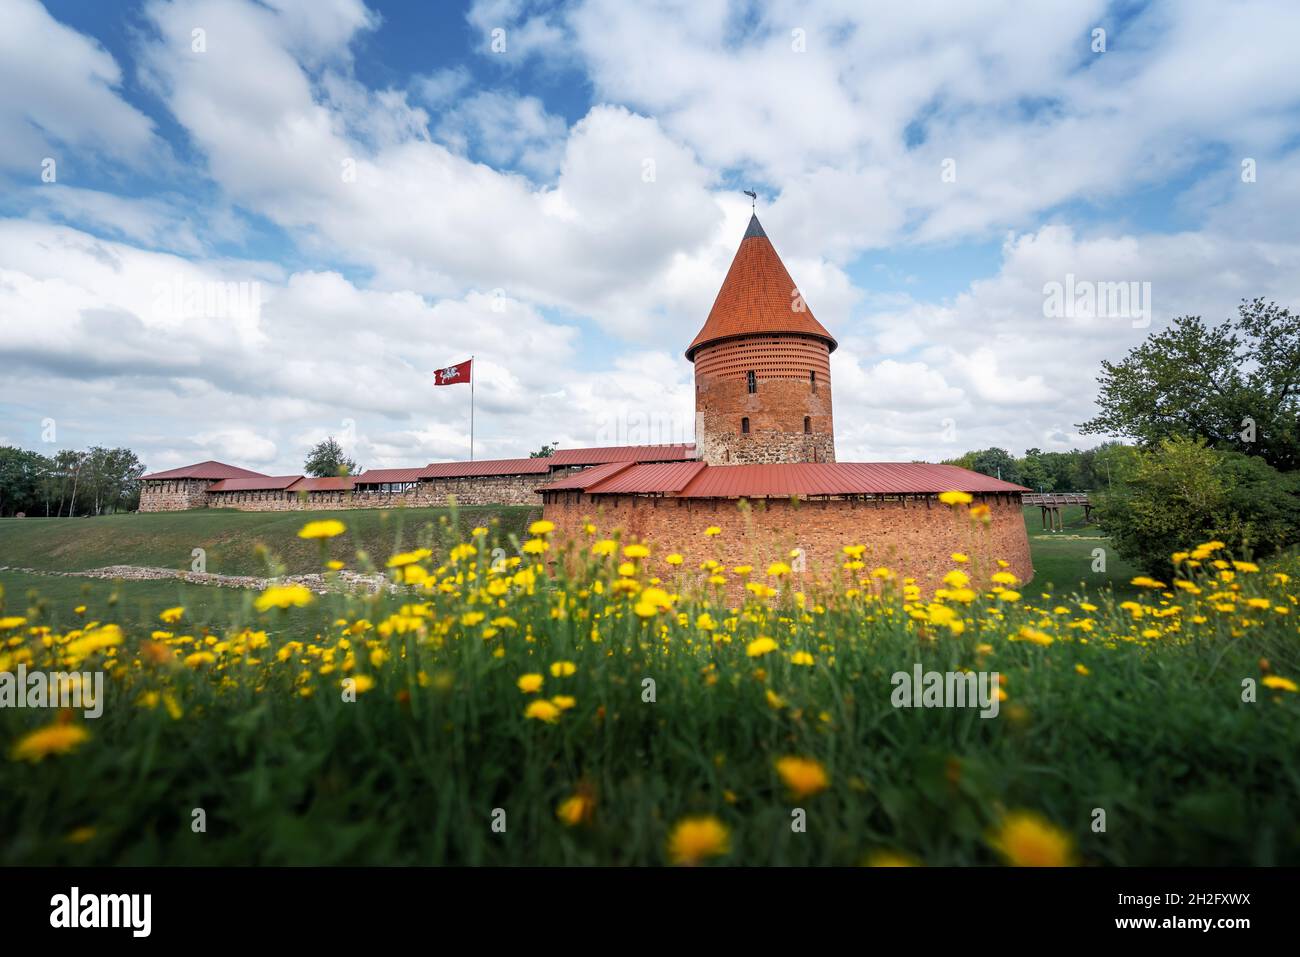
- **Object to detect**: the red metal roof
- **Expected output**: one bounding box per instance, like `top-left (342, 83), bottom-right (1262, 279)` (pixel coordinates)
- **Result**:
top-left (581, 460), bottom-right (707, 495)
top-left (141, 460), bottom-right (269, 481)
top-left (354, 468), bottom-right (429, 485)
top-left (536, 461), bottom-right (635, 492)
top-left (685, 215), bottom-right (837, 360)
top-left (287, 476), bottom-right (354, 492)
top-left (208, 475), bottom-right (302, 492)
top-left (547, 444), bottom-right (697, 467)
top-left (422, 458), bottom-right (553, 478)
top-left (545, 462), bottom-right (1029, 498)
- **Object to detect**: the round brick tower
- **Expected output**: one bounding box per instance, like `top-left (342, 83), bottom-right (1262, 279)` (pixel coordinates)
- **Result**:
top-left (687, 214), bottom-right (837, 465)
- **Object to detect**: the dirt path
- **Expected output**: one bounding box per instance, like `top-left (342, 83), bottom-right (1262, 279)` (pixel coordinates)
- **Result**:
top-left (0, 564), bottom-right (395, 595)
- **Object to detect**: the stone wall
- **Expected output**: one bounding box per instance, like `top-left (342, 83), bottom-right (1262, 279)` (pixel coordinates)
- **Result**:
top-left (541, 492), bottom-right (1032, 596)
top-left (139, 480), bottom-right (215, 512)
top-left (144, 470), bottom-right (568, 512)
top-left (693, 335), bottom-right (835, 464)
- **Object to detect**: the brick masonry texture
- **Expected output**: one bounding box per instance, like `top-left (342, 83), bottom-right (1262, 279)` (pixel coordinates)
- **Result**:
top-left (694, 335), bottom-right (835, 465)
top-left (541, 492), bottom-right (1033, 595)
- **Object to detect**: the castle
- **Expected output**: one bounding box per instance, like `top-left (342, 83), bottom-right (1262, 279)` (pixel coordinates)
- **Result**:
top-left (139, 213), bottom-right (1032, 589)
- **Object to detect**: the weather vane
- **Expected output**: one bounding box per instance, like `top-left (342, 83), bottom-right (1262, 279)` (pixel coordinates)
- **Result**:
top-left (743, 189), bottom-right (757, 210)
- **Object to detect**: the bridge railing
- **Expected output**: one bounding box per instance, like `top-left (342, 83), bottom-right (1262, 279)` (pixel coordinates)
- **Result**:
top-left (1022, 493), bottom-right (1092, 506)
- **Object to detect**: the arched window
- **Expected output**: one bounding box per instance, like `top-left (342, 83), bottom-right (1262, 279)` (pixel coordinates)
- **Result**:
top-left (747, 370), bottom-right (756, 394)
top-left (804, 416), bottom-right (811, 434)
top-left (810, 370), bottom-right (817, 393)
top-left (741, 417), bottom-right (750, 434)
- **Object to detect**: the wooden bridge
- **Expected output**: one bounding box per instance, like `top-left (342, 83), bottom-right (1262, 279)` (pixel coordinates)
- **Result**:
top-left (1021, 492), bottom-right (1093, 531)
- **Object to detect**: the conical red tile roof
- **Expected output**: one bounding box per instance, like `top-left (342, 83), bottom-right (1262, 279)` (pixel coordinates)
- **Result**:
top-left (686, 214), bottom-right (837, 360)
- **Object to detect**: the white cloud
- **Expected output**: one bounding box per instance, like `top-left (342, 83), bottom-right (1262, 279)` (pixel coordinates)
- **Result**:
top-left (0, 0), bottom-right (161, 174)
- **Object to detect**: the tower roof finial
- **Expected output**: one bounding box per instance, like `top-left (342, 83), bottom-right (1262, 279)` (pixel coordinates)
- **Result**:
top-left (743, 189), bottom-right (756, 211)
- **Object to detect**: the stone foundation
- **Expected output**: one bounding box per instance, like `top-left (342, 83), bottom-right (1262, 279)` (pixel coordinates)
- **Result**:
top-left (541, 492), bottom-right (1032, 596)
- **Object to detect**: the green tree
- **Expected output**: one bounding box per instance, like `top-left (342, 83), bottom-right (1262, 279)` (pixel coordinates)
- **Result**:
top-left (0, 447), bottom-right (50, 516)
top-left (1094, 435), bottom-right (1300, 576)
top-left (1079, 298), bottom-right (1300, 471)
top-left (1019, 448), bottom-right (1055, 493)
top-left (530, 442), bottom-right (558, 458)
top-left (304, 437), bottom-right (358, 477)
top-left (972, 447), bottom-right (1022, 485)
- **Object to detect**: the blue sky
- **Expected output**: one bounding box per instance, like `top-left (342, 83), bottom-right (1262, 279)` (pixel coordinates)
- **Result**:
top-left (2, 0), bottom-right (1298, 473)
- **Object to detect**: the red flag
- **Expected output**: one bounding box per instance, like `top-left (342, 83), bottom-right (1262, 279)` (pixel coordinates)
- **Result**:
top-left (433, 359), bottom-right (472, 386)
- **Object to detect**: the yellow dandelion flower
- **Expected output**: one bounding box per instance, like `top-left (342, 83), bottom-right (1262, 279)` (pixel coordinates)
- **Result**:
top-left (776, 756), bottom-right (829, 799)
top-left (667, 816), bottom-right (730, 865)
top-left (1130, 576), bottom-right (1167, 589)
top-left (386, 548), bottom-right (432, 568)
top-left (550, 661), bottom-right (576, 677)
top-left (704, 526), bottom-right (722, 537)
top-left (298, 520), bottom-right (345, 539)
top-left (790, 651), bottom-right (815, 666)
top-left (1262, 675), bottom-right (1297, 693)
top-left (556, 793), bottom-right (594, 826)
top-left (11, 722), bottom-right (90, 762)
top-left (746, 636), bottom-right (778, 658)
top-left (528, 519), bottom-right (555, 535)
top-left (254, 584), bottom-right (314, 612)
top-left (524, 699), bottom-right (561, 723)
top-left (989, 811), bottom-right (1075, 867)
top-left (159, 606), bottom-right (185, 624)
top-left (517, 673), bottom-right (544, 693)
top-left (623, 544), bottom-right (650, 559)
top-left (939, 490), bottom-right (973, 506)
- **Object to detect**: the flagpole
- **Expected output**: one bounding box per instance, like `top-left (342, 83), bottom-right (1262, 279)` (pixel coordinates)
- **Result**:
top-left (470, 355), bottom-right (475, 461)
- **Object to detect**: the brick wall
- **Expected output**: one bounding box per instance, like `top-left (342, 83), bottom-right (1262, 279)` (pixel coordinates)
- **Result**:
top-left (693, 335), bottom-right (835, 464)
top-left (541, 492), bottom-right (1032, 596)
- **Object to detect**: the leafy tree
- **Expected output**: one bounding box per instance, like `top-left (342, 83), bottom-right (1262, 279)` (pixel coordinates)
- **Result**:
top-left (1094, 435), bottom-right (1300, 576)
top-left (1079, 298), bottom-right (1300, 471)
top-left (972, 447), bottom-right (1022, 485)
top-left (1090, 441), bottom-right (1142, 490)
top-left (0, 447), bottom-right (48, 516)
top-left (530, 442), bottom-right (558, 458)
top-left (1019, 448), bottom-right (1055, 493)
top-left (304, 437), bottom-right (358, 477)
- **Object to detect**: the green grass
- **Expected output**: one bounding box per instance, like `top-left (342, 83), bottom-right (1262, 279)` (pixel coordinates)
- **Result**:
top-left (0, 504), bottom-right (1140, 633)
top-left (0, 570), bottom-right (332, 637)
top-left (1021, 505), bottom-right (1142, 599)
top-left (1, 520), bottom-right (1296, 866)
top-left (0, 505), bottom-right (540, 576)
